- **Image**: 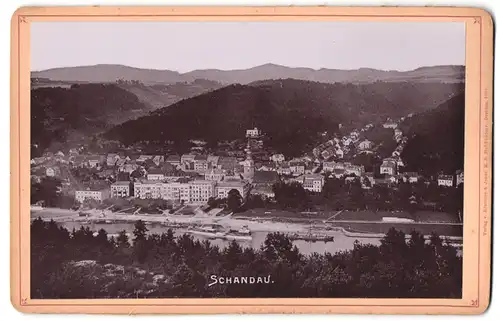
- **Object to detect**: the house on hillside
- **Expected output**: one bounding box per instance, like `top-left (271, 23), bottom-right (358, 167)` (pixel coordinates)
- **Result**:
top-left (437, 175), bottom-right (454, 187)
top-left (456, 170), bottom-right (464, 186)
top-left (380, 158), bottom-right (397, 176)
top-left (45, 166), bottom-right (61, 177)
top-left (357, 139), bottom-right (373, 151)
top-left (402, 172), bottom-right (419, 183)
top-left (383, 121), bottom-right (398, 129)
top-left (320, 147), bottom-right (336, 160)
top-left (246, 127), bottom-right (261, 138)
top-left (270, 153), bottom-right (285, 163)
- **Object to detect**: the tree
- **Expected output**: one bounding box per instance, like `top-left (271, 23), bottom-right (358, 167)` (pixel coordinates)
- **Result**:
top-left (207, 197), bottom-right (218, 208)
top-left (226, 189), bottom-right (242, 212)
top-left (273, 181), bottom-right (310, 210)
top-left (31, 177), bottom-right (62, 207)
top-left (133, 220), bottom-right (148, 245)
top-left (130, 168), bottom-right (145, 179)
top-left (116, 230), bottom-right (130, 248)
top-left (132, 220), bottom-right (149, 263)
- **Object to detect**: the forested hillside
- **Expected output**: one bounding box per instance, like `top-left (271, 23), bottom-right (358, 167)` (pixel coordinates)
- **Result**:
top-left (106, 79), bottom-right (464, 157)
top-left (31, 84), bottom-right (148, 156)
top-left (401, 93), bottom-right (465, 175)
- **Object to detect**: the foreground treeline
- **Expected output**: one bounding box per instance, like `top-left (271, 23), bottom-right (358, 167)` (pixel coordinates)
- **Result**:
top-left (31, 218), bottom-right (462, 299)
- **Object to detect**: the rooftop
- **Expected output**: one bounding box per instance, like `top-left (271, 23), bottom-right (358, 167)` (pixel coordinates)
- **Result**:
top-left (112, 181), bottom-right (130, 186)
top-left (253, 171), bottom-right (279, 183)
top-left (166, 155), bottom-right (181, 161)
top-left (147, 168), bottom-right (164, 175)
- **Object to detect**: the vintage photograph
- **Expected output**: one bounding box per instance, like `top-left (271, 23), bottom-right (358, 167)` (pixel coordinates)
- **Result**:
top-left (29, 20), bottom-right (465, 299)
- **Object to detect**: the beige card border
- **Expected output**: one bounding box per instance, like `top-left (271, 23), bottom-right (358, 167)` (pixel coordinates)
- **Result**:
top-left (10, 6), bottom-right (493, 315)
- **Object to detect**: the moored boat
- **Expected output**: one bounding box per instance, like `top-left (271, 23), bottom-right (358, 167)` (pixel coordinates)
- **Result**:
top-left (187, 224), bottom-right (226, 239)
top-left (223, 226), bottom-right (252, 241)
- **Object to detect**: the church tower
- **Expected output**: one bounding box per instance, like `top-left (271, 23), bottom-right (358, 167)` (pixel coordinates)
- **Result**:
top-left (243, 139), bottom-right (255, 180)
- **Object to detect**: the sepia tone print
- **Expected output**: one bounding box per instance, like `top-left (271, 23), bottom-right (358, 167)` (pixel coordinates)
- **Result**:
top-left (11, 6), bottom-right (492, 315)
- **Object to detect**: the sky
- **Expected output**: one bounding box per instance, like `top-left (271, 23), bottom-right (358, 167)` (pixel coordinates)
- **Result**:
top-left (31, 21), bottom-right (465, 72)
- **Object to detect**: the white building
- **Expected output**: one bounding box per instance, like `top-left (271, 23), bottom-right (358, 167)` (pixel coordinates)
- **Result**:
top-left (437, 175), bottom-right (454, 187)
top-left (302, 174), bottom-right (325, 193)
top-left (161, 181), bottom-right (191, 203)
top-left (75, 188), bottom-right (110, 203)
top-left (380, 158), bottom-right (397, 176)
top-left (111, 181), bottom-right (131, 198)
top-left (246, 127), bottom-right (261, 138)
top-left (357, 140), bottom-right (373, 150)
top-left (188, 180), bottom-right (216, 204)
top-left (383, 122), bottom-right (398, 129)
top-left (456, 170), bottom-right (464, 186)
top-left (134, 180), bottom-right (163, 199)
top-left (270, 154), bottom-right (285, 163)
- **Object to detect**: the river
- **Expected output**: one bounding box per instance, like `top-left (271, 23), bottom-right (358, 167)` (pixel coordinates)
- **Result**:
top-left (32, 208), bottom-right (462, 256)
top-left (59, 220), bottom-right (381, 255)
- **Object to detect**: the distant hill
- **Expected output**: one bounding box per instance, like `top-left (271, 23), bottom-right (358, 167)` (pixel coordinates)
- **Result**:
top-left (400, 93), bottom-right (465, 175)
top-left (32, 64), bottom-right (465, 85)
top-left (116, 79), bottom-right (223, 109)
top-left (105, 79), bottom-right (464, 157)
top-left (32, 78), bottom-right (223, 110)
top-left (31, 83), bottom-right (148, 156)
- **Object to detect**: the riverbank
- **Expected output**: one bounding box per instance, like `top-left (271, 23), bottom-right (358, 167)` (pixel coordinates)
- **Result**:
top-left (31, 206), bottom-right (463, 243)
